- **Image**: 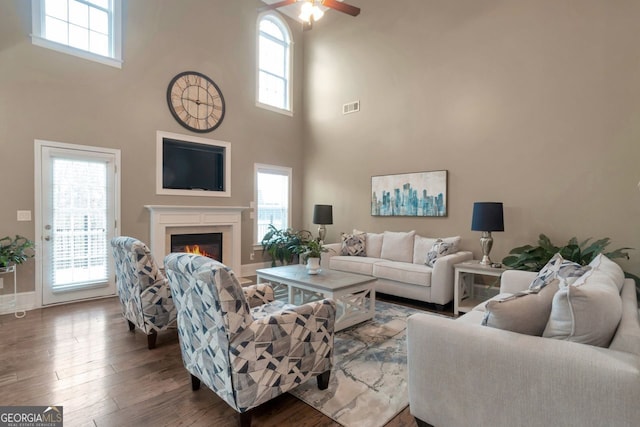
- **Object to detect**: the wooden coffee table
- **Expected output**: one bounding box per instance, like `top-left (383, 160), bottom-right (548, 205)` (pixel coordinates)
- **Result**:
top-left (256, 265), bottom-right (377, 331)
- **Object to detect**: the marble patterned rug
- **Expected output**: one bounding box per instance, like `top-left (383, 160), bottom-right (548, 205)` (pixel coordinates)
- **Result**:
top-left (289, 300), bottom-right (449, 427)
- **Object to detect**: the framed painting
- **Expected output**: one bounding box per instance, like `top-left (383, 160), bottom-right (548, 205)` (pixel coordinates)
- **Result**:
top-left (371, 170), bottom-right (448, 217)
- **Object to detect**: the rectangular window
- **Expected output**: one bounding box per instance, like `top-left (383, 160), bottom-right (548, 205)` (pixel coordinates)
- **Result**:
top-left (31, 0), bottom-right (123, 68)
top-left (255, 164), bottom-right (292, 244)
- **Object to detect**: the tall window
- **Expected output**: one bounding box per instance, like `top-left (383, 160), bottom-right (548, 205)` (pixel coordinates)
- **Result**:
top-left (257, 14), bottom-right (292, 114)
top-left (31, 0), bottom-right (123, 68)
top-left (255, 164), bottom-right (292, 244)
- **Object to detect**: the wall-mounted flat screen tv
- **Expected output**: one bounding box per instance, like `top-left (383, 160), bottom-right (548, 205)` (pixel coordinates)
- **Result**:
top-left (163, 138), bottom-right (224, 191)
top-left (156, 131), bottom-right (231, 197)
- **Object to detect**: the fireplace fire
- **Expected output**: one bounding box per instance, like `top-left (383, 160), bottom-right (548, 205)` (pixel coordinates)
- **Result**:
top-left (171, 232), bottom-right (222, 263)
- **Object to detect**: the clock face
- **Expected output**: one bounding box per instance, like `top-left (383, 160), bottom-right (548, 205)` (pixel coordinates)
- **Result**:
top-left (166, 71), bottom-right (225, 133)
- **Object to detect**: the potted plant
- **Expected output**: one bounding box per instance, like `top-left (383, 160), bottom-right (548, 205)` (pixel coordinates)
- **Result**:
top-left (260, 225), bottom-right (312, 267)
top-left (502, 233), bottom-right (638, 294)
top-left (0, 235), bottom-right (35, 270)
top-left (502, 234), bottom-right (631, 270)
top-left (293, 237), bottom-right (329, 275)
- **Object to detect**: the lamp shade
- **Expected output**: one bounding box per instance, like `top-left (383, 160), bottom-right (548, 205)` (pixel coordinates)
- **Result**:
top-left (313, 204), bottom-right (333, 225)
top-left (471, 202), bottom-right (504, 232)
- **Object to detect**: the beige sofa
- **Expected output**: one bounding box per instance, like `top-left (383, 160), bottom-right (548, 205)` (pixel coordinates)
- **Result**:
top-left (321, 231), bottom-right (472, 306)
top-left (407, 266), bottom-right (640, 427)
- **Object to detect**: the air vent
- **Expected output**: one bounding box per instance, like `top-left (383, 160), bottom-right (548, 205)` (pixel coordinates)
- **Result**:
top-left (342, 100), bottom-right (360, 115)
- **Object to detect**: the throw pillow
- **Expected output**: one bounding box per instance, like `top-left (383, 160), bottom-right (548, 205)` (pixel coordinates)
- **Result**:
top-left (425, 239), bottom-right (456, 267)
top-left (365, 233), bottom-right (384, 258)
top-left (482, 279), bottom-right (560, 336)
top-left (413, 235), bottom-right (438, 264)
top-left (340, 232), bottom-right (366, 256)
top-left (529, 253), bottom-right (591, 291)
top-left (542, 257), bottom-right (623, 347)
top-left (587, 253), bottom-right (625, 292)
top-left (380, 230), bottom-right (416, 263)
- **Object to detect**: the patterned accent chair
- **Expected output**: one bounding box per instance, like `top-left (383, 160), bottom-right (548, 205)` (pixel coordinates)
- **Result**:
top-left (110, 236), bottom-right (177, 349)
top-left (164, 253), bottom-right (336, 427)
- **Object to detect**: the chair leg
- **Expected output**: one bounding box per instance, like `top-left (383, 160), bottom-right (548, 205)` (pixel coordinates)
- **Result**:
top-left (317, 370), bottom-right (331, 390)
top-left (127, 320), bottom-right (135, 331)
top-left (147, 330), bottom-right (158, 349)
top-left (191, 374), bottom-right (201, 391)
top-left (237, 410), bottom-right (252, 427)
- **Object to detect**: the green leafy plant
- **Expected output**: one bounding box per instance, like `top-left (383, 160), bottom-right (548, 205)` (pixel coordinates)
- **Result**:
top-left (0, 235), bottom-right (35, 268)
top-left (260, 225), bottom-right (313, 267)
top-left (502, 234), bottom-right (632, 271)
top-left (292, 237), bottom-right (329, 260)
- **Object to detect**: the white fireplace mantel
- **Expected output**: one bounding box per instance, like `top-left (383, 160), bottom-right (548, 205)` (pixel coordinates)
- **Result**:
top-left (144, 205), bottom-right (248, 273)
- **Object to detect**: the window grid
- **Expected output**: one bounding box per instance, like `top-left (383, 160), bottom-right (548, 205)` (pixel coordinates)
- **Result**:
top-left (257, 14), bottom-right (292, 113)
top-left (32, 0), bottom-right (122, 68)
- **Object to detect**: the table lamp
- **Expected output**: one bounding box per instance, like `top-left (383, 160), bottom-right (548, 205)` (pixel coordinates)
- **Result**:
top-left (313, 204), bottom-right (333, 243)
top-left (471, 202), bottom-right (504, 265)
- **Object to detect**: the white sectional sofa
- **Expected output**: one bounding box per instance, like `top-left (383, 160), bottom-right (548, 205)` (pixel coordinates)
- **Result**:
top-left (321, 230), bottom-right (472, 306)
top-left (407, 255), bottom-right (640, 427)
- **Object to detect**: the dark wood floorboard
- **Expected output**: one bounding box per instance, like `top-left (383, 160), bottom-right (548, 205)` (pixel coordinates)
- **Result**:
top-left (0, 296), bottom-right (432, 426)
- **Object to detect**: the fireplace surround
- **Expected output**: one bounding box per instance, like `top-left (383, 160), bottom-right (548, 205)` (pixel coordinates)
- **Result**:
top-left (144, 205), bottom-right (247, 274)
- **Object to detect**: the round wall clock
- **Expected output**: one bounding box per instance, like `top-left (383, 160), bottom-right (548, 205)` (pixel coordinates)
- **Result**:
top-left (166, 71), bottom-right (226, 133)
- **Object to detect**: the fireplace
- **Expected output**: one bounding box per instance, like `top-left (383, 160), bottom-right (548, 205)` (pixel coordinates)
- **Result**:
top-left (170, 232), bottom-right (222, 262)
top-left (145, 205), bottom-right (247, 274)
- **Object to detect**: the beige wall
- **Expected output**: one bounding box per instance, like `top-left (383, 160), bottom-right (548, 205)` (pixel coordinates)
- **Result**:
top-left (0, 0), bottom-right (305, 294)
top-left (301, 0), bottom-right (640, 276)
top-left (2, 0), bottom-right (640, 298)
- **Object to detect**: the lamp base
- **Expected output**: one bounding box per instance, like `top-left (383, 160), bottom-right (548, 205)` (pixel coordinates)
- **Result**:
top-left (479, 232), bottom-right (494, 265)
top-left (318, 225), bottom-right (327, 243)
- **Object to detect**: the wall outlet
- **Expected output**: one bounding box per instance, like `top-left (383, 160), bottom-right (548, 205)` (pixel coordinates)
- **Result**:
top-left (249, 252), bottom-right (255, 261)
top-left (17, 210), bottom-right (32, 221)
top-left (0, 278), bottom-right (3, 289)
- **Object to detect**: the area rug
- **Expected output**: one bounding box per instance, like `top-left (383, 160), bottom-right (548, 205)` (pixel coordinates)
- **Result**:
top-left (289, 301), bottom-right (448, 427)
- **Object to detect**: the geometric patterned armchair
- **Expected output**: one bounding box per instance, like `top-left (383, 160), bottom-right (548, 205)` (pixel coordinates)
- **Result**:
top-left (163, 253), bottom-right (336, 427)
top-left (110, 236), bottom-right (177, 349)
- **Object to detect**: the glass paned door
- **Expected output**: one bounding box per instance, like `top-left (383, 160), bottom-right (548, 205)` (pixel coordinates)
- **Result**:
top-left (39, 142), bottom-right (119, 305)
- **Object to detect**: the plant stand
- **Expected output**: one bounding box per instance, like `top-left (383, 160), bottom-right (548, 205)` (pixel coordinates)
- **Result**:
top-left (0, 265), bottom-right (26, 318)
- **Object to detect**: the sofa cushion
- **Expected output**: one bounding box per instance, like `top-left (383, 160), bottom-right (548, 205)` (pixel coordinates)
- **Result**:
top-left (380, 231), bottom-right (416, 263)
top-left (373, 260), bottom-right (432, 287)
top-left (425, 239), bottom-right (457, 267)
top-left (329, 256), bottom-right (379, 276)
top-left (340, 232), bottom-right (366, 256)
top-left (366, 233), bottom-right (384, 258)
top-left (542, 255), bottom-right (623, 347)
top-left (413, 235), bottom-right (461, 264)
top-left (529, 253), bottom-right (591, 291)
top-left (482, 280), bottom-right (560, 336)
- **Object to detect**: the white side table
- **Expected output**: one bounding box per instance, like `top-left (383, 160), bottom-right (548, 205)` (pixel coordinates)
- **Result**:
top-left (0, 265), bottom-right (26, 318)
top-left (454, 260), bottom-right (507, 316)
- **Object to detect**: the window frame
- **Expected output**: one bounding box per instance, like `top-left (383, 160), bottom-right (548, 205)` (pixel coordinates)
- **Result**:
top-left (256, 12), bottom-right (293, 116)
top-left (31, 0), bottom-right (123, 69)
top-left (254, 163), bottom-right (293, 248)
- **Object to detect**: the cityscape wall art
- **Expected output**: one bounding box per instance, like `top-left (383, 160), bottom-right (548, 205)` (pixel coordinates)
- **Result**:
top-left (371, 170), bottom-right (448, 217)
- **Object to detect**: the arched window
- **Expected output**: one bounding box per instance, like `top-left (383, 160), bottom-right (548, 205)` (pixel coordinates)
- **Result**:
top-left (257, 13), bottom-right (292, 114)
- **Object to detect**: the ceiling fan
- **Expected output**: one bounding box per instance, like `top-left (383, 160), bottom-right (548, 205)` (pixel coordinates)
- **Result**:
top-left (259, 0), bottom-right (361, 30)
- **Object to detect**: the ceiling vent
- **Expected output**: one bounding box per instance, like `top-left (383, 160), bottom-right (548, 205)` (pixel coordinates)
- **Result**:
top-left (343, 100), bottom-right (360, 115)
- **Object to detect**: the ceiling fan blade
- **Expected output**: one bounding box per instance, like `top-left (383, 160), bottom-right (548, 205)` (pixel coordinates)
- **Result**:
top-left (321, 0), bottom-right (361, 17)
top-left (257, 0), bottom-right (298, 13)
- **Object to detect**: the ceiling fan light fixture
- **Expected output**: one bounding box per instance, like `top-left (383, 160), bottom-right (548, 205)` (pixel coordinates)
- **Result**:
top-left (299, 1), bottom-right (324, 23)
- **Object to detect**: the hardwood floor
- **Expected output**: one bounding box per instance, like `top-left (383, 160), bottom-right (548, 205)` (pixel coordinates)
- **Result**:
top-left (0, 296), bottom-right (430, 427)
